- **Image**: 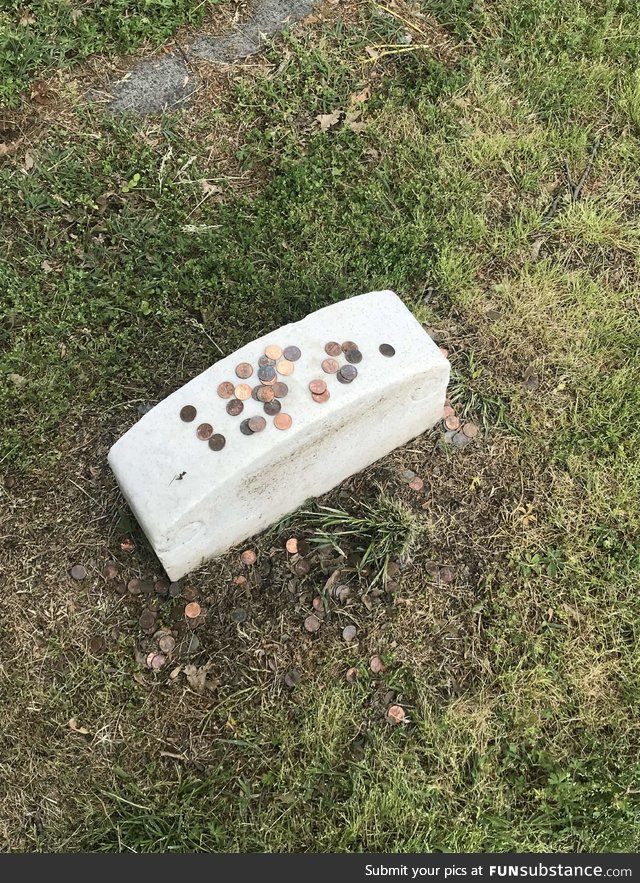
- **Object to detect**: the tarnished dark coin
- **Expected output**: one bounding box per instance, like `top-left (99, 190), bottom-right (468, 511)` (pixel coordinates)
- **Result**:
top-left (338, 365), bottom-right (358, 383)
top-left (70, 564), bottom-right (87, 581)
top-left (309, 379), bottom-right (327, 395)
top-left (379, 343), bottom-right (396, 357)
top-left (341, 340), bottom-right (358, 352)
top-left (259, 355), bottom-right (276, 367)
top-left (276, 359), bottom-right (294, 376)
top-left (273, 382), bottom-right (288, 398)
top-left (232, 608), bottom-right (248, 623)
top-left (344, 348), bottom-right (362, 364)
top-left (274, 413), bottom-right (292, 430)
top-left (217, 382), bottom-right (235, 399)
top-left (234, 384), bottom-right (252, 401)
top-left (256, 385), bottom-right (275, 403)
top-left (180, 405), bottom-right (197, 422)
top-left (226, 398), bottom-right (244, 416)
top-left (139, 609), bottom-right (157, 631)
top-left (251, 385), bottom-right (261, 400)
top-left (283, 345), bottom-right (301, 362)
top-left (209, 434), bottom-right (226, 451)
top-left (312, 390), bottom-right (330, 403)
top-left (258, 365), bottom-right (277, 383)
top-left (264, 399), bottom-right (281, 416)
top-left (240, 419), bottom-right (254, 435)
top-left (265, 344), bottom-right (283, 361)
top-left (155, 578), bottom-right (170, 595)
top-left (196, 423), bottom-right (214, 440)
top-left (248, 416), bottom-right (267, 433)
top-left (321, 358), bottom-right (339, 374)
top-left (325, 341), bottom-right (341, 357)
top-left (235, 362), bottom-right (253, 379)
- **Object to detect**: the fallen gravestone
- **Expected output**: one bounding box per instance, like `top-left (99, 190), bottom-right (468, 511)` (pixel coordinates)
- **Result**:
top-left (108, 290), bottom-right (450, 579)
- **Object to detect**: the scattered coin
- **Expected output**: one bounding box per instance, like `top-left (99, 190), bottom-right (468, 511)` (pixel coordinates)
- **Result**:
top-left (344, 348), bottom-right (362, 364)
top-left (265, 344), bottom-right (283, 361)
top-left (387, 704), bottom-right (406, 725)
top-left (273, 382), bottom-right (288, 398)
top-left (312, 390), bottom-right (330, 403)
top-left (425, 561), bottom-right (439, 578)
top-left (439, 347), bottom-right (449, 358)
top-left (102, 561), bottom-right (119, 580)
top-left (443, 404), bottom-right (455, 419)
top-left (276, 359), bottom-right (294, 376)
top-left (140, 579), bottom-right (154, 595)
top-left (439, 565), bottom-right (455, 584)
top-left (338, 365), bottom-right (357, 383)
top-left (185, 601), bottom-right (202, 619)
top-left (264, 399), bottom-right (281, 416)
top-left (234, 384), bottom-right (252, 401)
top-left (217, 381), bottom-right (235, 399)
top-left (463, 422), bottom-right (479, 438)
top-left (259, 355), bottom-right (276, 367)
top-left (154, 578), bottom-right (170, 595)
top-left (342, 341), bottom-right (358, 352)
top-left (274, 413), bottom-right (292, 430)
top-left (284, 669), bottom-right (301, 687)
top-left (113, 580), bottom-right (127, 595)
top-left (286, 538), bottom-right (298, 554)
top-left (402, 469), bottom-right (416, 482)
top-left (379, 343), bottom-right (395, 357)
top-left (443, 430), bottom-right (457, 445)
top-left (452, 432), bottom-right (471, 449)
top-left (325, 341), bottom-right (341, 357)
top-left (342, 624), bottom-right (357, 642)
top-left (345, 667), bottom-right (359, 683)
top-left (444, 414), bottom-right (461, 431)
top-left (297, 540), bottom-right (311, 556)
top-left (180, 405), bottom-right (196, 422)
top-left (182, 586), bottom-right (199, 601)
top-left (258, 365), bottom-right (277, 383)
top-left (70, 564), bottom-right (87, 581)
top-left (309, 379), bottom-right (327, 395)
top-left (169, 581), bottom-right (182, 597)
top-left (294, 557), bottom-right (310, 576)
top-left (312, 596), bottom-right (324, 613)
top-left (248, 416), bottom-right (267, 433)
top-left (240, 419), bottom-right (254, 435)
top-left (225, 399), bottom-right (243, 418)
top-left (283, 346), bottom-right (301, 362)
top-left (304, 614), bottom-right (321, 633)
top-left (209, 434), bottom-right (226, 451)
top-left (235, 362), bottom-right (253, 379)
top-left (147, 652), bottom-right (167, 671)
top-left (336, 585), bottom-right (351, 603)
top-left (409, 476), bottom-right (424, 492)
top-left (159, 635), bottom-right (176, 654)
top-left (127, 578), bottom-right (142, 595)
top-left (139, 609), bottom-right (157, 631)
top-left (241, 549), bottom-right (257, 566)
top-left (256, 385), bottom-right (275, 403)
top-left (231, 608), bottom-right (248, 623)
top-left (370, 655), bottom-right (385, 674)
top-left (524, 373), bottom-right (540, 391)
top-left (321, 358), bottom-right (339, 374)
top-left (196, 423), bottom-right (213, 441)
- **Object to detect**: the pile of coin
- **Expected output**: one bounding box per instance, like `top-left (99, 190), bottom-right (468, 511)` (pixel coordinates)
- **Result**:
top-left (179, 404), bottom-right (226, 451)
top-left (308, 340), bottom-right (363, 403)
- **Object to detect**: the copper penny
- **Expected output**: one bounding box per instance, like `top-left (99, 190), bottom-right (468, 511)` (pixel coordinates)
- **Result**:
top-left (342, 340), bottom-right (358, 352)
top-left (180, 405), bottom-right (196, 422)
top-left (209, 434), bottom-right (226, 451)
top-left (321, 358), bottom-right (339, 374)
top-left (196, 422), bottom-right (213, 440)
top-left (276, 359), bottom-right (294, 376)
top-left (248, 416), bottom-right (267, 433)
top-left (444, 414), bottom-right (461, 431)
top-left (226, 398), bottom-right (244, 416)
top-left (443, 404), bottom-right (455, 419)
top-left (256, 385), bottom-right (275, 403)
top-left (283, 345), bottom-right (301, 362)
top-left (285, 538), bottom-right (298, 554)
top-left (462, 422), bottom-right (479, 438)
top-left (185, 601), bottom-right (202, 619)
top-left (274, 413), bottom-right (292, 430)
top-left (439, 347), bottom-right (449, 358)
top-left (344, 348), bottom-right (362, 364)
top-left (264, 399), bottom-right (281, 416)
top-left (217, 382), bottom-right (235, 399)
top-left (258, 355), bottom-right (276, 367)
top-left (240, 419), bottom-right (254, 435)
top-left (309, 379), bottom-right (327, 395)
top-left (325, 341), bottom-right (341, 357)
top-left (258, 365), bottom-right (277, 383)
top-left (379, 343), bottom-right (396, 357)
top-left (312, 390), bottom-right (330, 403)
top-left (265, 344), bottom-right (282, 361)
top-left (337, 365), bottom-right (358, 383)
top-left (235, 383), bottom-right (252, 401)
top-left (241, 549), bottom-right (257, 566)
top-left (235, 362), bottom-right (253, 379)
top-left (273, 382), bottom-right (288, 398)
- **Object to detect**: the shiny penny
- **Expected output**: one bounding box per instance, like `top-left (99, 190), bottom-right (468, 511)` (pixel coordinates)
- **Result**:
top-left (344, 348), bottom-right (362, 364)
top-left (283, 345), bottom-right (301, 362)
top-left (217, 382), bottom-right (235, 399)
top-left (209, 434), bottom-right (226, 451)
top-left (248, 416), bottom-right (267, 433)
top-left (235, 362), bottom-right (253, 379)
top-left (240, 419), bottom-right (254, 435)
top-left (196, 423), bottom-right (213, 440)
top-left (273, 382), bottom-right (288, 398)
top-left (264, 399), bottom-right (281, 416)
top-left (234, 384), bottom-right (252, 401)
top-left (309, 379), bottom-right (327, 395)
top-left (321, 358), bottom-right (339, 374)
top-left (342, 340), bottom-right (358, 352)
top-left (258, 365), bottom-right (277, 383)
top-left (256, 385), bottom-right (275, 402)
top-left (265, 344), bottom-right (283, 361)
top-left (226, 398), bottom-right (244, 416)
top-left (180, 405), bottom-right (197, 422)
top-left (273, 413), bottom-right (292, 430)
top-left (338, 365), bottom-right (358, 383)
top-left (312, 390), bottom-right (330, 404)
top-left (325, 341), bottom-right (341, 357)
top-left (379, 343), bottom-right (396, 357)
top-left (445, 414), bottom-right (461, 431)
top-left (276, 359), bottom-right (294, 376)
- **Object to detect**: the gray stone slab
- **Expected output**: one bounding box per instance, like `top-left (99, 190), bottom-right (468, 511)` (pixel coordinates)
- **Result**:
top-left (103, 55), bottom-right (200, 115)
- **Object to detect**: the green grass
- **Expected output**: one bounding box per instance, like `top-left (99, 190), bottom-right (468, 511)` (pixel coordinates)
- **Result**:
top-left (1, 0), bottom-right (640, 854)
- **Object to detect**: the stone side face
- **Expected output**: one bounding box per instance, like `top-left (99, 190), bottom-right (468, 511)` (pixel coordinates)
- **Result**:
top-left (108, 291), bottom-right (450, 579)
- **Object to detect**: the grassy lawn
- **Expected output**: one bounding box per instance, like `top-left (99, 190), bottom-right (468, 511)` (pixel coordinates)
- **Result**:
top-left (1, 0), bottom-right (639, 853)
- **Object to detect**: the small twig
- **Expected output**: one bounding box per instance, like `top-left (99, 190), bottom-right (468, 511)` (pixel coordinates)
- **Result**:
top-left (571, 136), bottom-right (601, 202)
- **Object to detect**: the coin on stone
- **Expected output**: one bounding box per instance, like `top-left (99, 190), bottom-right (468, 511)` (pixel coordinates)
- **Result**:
top-left (259, 355), bottom-right (276, 367)
top-left (248, 416), bottom-right (267, 433)
top-left (209, 434), bottom-right (226, 451)
top-left (226, 398), bottom-right (244, 416)
top-left (196, 422), bottom-right (213, 440)
top-left (265, 344), bottom-right (282, 361)
top-left (344, 348), bottom-right (362, 364)
top-left (309, 379), bottom-right (327, 395)
top-left (217, 382), bottom-right (235, 399)
top-left (256, 385), bottom-right (275, 403)
top-left (240, 418), bottom-right (254, 435)
top-left (276, 359), bottom-right (294, 376)
top-left (283, 345), bottom-right (301, 362)
top-left (325, 341), bottom-right (341, 357)
top-left (312, 390), bottom-right (330, 403)
top-left (342, 340), bottom-right (358, 352)
top-left (321, 358), bottom-right (339, 374)
top-left (273, 382), bottom-right (288, 398)
top-left (264, 399), bottom-right (281, 416)
top-left (235, 384), bottom-right (252, 401)
top-left (274, 413), bottom-right (292, 430)
top-left (338, 365), bottom-right (358, 383)
top-left (258, 365), bottom-right (277, 383)
top-left (235, 362), bottom-right (253, 379)
top-left (180, 405), bottom-right (197, 422)
top-left (379, 343), bottom-right (396, 357)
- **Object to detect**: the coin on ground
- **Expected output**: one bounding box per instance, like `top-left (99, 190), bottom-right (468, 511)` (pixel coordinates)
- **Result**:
top-left (235, 362), bottom-right (253, 379)
top-left (185, 601), bottom-right (202, 619)
top-left (439, 347), bottom-right (449, 358)
top-left (231, 608), bottom-right (248, 623)
top-left (102, 561), bottom-right (119, 580)
top-left (180, 405), bottom-right (196, 422)
top-left (312, 390), bottom-right (330, 403)
top-left (462, 422), bottom-right (479, 438)
top-left (159, 635), bottom-right (176, 653)
top-left (265, 344), bottom-right (283, 361)
top-left (240, 419), bottom-right (254, 435)
top-left (217, 381), bottom-right (235, 399)
top-left (309, 379), bottom-right (327, 395)
top-left (370, 655), bottom-right (385, 674)
top-left (274, 413), bottom-right (292, 430)
top-left (226, 398), bottom-right (244, 416)
top-left (241, 549), bottom-right (257, 566)
top-left (264, 399), bottom-right (281, 416)
top-left (70, 564), bottom-right (87, 581)
top-left (155, 578), bottom-right (170, 595)
top-left (325, 341), bottom-right (341, 357)
top-left (284, 670), bottom-right (301, 687)
top-left (346, 667), bottom-right (359, 683)
top-left (273, 382), bottom-right (288, 398)
top-left (276, 359), bottom-right (294, 376)
top-left (209, 434), bottom-right (226, 451)
top-left (444, 414), bottom-right (461, 431)
top-left (439, 565), bottom-right (455, 584)
top-left (248, 416), bottom-right (266, 433)
top-left (452, 432), bottom-right (471, 449)
top-left (321, 358), bottom-right (339, 374)
top-left (379, 343), bottom-right (396, 357)
top-left (285, 537), bottom-right (298, 554)
top-left (196, 423), bottom-right (213, 440)
top-left (387, 704), bottom-right (406, 725)
top-left (409, 476), bottom-right (424, 491)
top-left (283, 345), bottom-right (301, 362)
top-left (304, 614), bottom-right (321, 633)
top-left (234, 384), bottom-right (252, 401)
top-left (443, 404), bottom-right (455, 419)
top-left (344, 348), bottom-right (362, 364)
top-left (342, 625), bottom-right (357, 642)
top-left (139, 610), bottom-right (156, 630)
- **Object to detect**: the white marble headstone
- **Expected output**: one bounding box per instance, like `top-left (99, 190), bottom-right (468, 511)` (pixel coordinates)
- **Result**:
top-left (108, 290), bottom-right (449, 579)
